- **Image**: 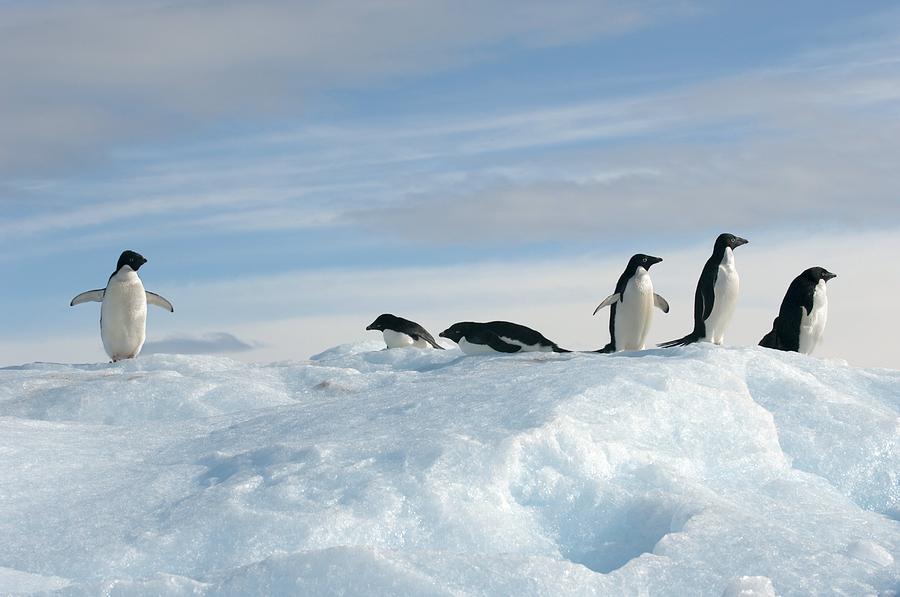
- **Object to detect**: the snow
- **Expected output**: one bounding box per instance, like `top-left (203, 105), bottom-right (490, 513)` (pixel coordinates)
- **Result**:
top-left (1, 343), bottom-right (898, 596)
top-left (721, 576), bottom-right (776, 597)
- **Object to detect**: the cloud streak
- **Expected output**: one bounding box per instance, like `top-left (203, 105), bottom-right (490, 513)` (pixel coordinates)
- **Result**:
top-left (0, 0), bottom-right (687, 176)
top-left (5, 29), bottom-right (900, 249)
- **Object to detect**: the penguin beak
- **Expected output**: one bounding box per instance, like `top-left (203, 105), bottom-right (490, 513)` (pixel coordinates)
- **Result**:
top-left (733, 237), bottom-right (749, 247)
top-left (824, 271), bottom-right (837, 281)
top-left (649, 256), bottom-right (663, 266)
top-left (365, 323), bottom-right (377, 330)
top-left (439, 330), bottom-right (449, 339)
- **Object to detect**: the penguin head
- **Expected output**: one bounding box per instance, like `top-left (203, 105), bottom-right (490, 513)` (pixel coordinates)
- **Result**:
top-left (803, 267), bottom-right (837, 283)
top-left (366, 314), bottom-right (397, 331)
top-left (628, 254), bottom-right (663, 272)
top-left (439, 322), bottom-right (472, 343)
top-left (116, 250), bottom-right (147, 273)
top-left (715, 233), bottom-right (749, 250)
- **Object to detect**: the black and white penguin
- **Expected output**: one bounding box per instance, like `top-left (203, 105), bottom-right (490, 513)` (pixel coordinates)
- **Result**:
top-left (759, 266), bottom-right (836, 354)
top-left (439, 321), bottom-right (570, 355)
top-left (70, 250), bottom-right (174, 362)
top-left (594, 254), bottom-right (669, 352)
top-left (659, 233), bottom-right (748, 347)
top-left (366, 314), bottom-right (444, 349)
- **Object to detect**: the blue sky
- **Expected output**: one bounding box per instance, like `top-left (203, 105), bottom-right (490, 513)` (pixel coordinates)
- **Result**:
top-left (2, 1), bottom-right (900, 366)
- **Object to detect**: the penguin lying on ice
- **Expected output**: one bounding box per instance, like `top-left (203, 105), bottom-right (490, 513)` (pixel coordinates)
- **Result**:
top-left (366, 313), bottom-right (444, 349)
top-left (440, 321), bottom-right (569, 355)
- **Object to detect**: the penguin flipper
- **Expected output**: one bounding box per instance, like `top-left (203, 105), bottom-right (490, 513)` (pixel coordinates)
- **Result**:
top-left (70, 289), bottom-right (105, 306)
top-left (477, 332), bottom-right (521, 353)
top-left (146, 291), bottom-right (174, 312)
top-left (653, 293), bottom-right (670, 313)
top-left (592, 293), bottom-right (620, 316)
top-left (418, 331), bottom-right (445, 350)
top-left (700, 275), bottom-right (716, 322)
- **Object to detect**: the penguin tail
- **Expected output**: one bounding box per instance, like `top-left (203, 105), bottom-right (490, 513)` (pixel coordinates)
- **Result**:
top-left (758, 331), bottom-right (775, 349)
top-left (552, 345), bottom-right (572, 353)
top-left (658, 333), bottom-right (700, 348)
top-left (594, 342), bottom-right (615, 354)
top-left (759, 329), bottom-right (785, 351)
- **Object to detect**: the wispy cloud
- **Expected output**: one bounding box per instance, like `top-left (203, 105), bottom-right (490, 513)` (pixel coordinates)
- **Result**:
top-left (5, 30), bottom-right (900, 248)
top-left (0, 0), bottom-right (688, 177)
top-left (141, 332), bottom-right (257, 355)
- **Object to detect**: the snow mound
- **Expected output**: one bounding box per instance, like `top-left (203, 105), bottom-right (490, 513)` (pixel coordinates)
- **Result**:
top-left (0, 344), bottom-right (898, 596)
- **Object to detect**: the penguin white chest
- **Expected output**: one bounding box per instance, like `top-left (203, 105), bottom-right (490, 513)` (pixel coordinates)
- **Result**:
top-left (100, 270), bottom-right (148, 361)
top-left (458, 337), bottom-right (502, 355)
top-left (383, 329), bottom-right (428, 349)
top-left (706, 248), bottom-right (740, 344)
top-left (798, 280), bottom-right (828, 355)
top-left (615, 268), bottom-right (654, 350)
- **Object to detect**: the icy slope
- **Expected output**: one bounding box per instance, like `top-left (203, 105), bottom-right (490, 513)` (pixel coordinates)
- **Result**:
top-left (0, 344), bottom-right (897, 596)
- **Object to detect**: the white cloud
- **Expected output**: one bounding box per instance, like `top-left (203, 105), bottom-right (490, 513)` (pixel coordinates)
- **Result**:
top-left (340, 46), bottom-right (900, 242)
top-left (3, 19), bottom-right (899, 248)
top-left (0, 0), bottom-right (687, 176)
top-left (6, 24), bottom-right (898, 246)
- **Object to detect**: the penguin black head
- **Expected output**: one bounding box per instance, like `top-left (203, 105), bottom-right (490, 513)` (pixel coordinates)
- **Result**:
top-left (116, 250), bottom-right (147, 273)
top-left (366, 313), bottom-right (398, 331)
top-left (627, 254), bottom-right (663, 271)
top-left (715, 233), bottom-right (749, 250)
top-left (802, 266), bottom-right (837, 283)
top-left (439, 322), bottom-right (473, 343)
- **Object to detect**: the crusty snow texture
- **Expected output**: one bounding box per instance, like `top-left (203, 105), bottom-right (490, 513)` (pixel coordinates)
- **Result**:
top-left (0, 343), bottom-right (898, 596)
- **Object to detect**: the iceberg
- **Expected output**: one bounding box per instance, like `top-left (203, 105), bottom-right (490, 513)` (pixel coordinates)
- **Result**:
top-left (0, 343), bottom-right (897, 595)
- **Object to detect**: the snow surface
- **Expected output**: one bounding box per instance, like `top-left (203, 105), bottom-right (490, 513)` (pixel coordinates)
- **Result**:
top-left (0, 343), bottom-right (898, 596)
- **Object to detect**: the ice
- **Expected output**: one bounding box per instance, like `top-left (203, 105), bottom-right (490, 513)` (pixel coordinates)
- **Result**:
top-left (721, 576), bottom-right (776, 597)
top-left (0, 344), bottom-right (898, 596)
top-left (0, 568), bottom-right (70, 594)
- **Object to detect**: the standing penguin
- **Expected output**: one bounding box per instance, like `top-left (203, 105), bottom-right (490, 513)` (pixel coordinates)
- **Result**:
top-left (759, 267), bottom-right (836, 354)
top-left (659, 233), bottom-right (748, 347)
top-left (594, 254), bottom-right (669, 352)
top-left (439, 321), bottom-right (569, 355)
top-left (366, 314), bottom-right (444, 349)
top-left (70, 250), bottom-right (174, 362)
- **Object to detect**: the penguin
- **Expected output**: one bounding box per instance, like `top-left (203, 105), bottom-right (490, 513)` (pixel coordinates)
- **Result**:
top-left (439, 321), bottom-right (570, 355)
top-left (366, 314), bottom-right (444, 349)
top-left (759, 266), bottom-right (836, 355)
top-left (594, 254), bottom-right (669, 352)
top-left (659, 233), bottom-right (748, 347)
top-left (70, 250), bottom-right (174, 362)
